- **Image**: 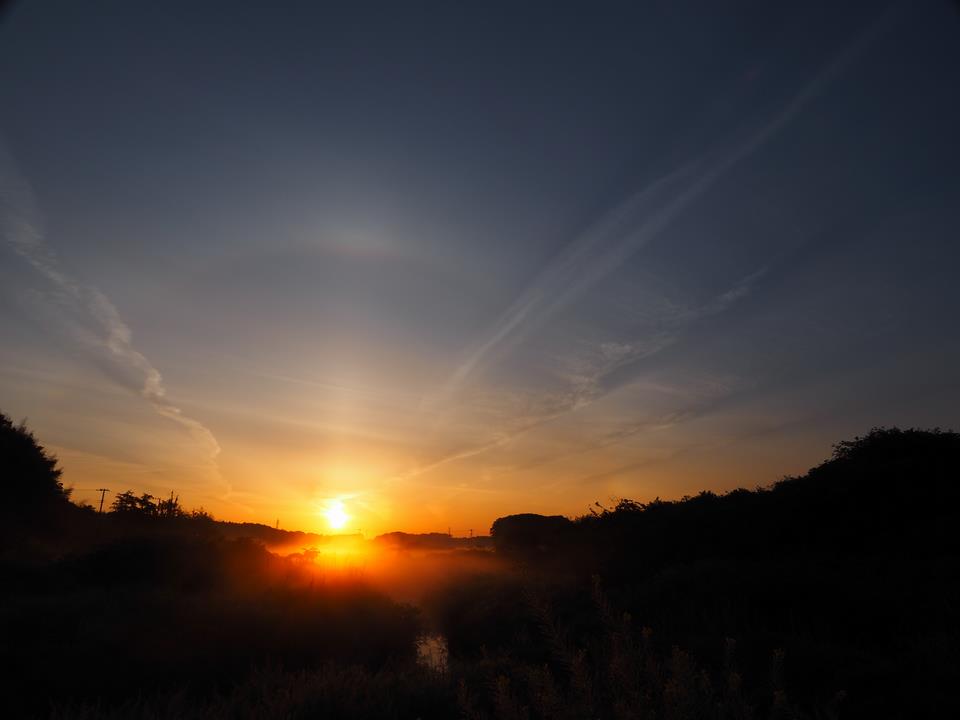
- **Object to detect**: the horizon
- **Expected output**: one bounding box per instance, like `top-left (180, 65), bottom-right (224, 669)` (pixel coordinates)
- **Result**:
top-left (2, 0), bottom-right (960, 536)
top-left (31, 423), bottom-right (926, 538)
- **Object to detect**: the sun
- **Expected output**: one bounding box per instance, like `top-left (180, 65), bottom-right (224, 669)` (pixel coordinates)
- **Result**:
top-left (324, 500), bottom-right (349, 531)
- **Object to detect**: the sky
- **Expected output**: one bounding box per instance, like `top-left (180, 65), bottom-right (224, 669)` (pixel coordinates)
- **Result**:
top-left (1, 0), bottom-right (959, 535)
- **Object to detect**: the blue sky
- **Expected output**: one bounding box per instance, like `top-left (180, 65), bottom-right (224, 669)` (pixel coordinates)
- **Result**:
top-left (1, 0), bottom-right (958, 533)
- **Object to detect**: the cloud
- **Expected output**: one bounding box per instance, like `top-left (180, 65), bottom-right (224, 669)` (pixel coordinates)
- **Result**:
top-left (394, 267), bottom-right (765, 484)
top-left (395, 11), bottom-right (894, 485)
top-left (388, 435), bottom-right (513, 485)
top-left (438, 162), bottom-right (702, 401)
top-left (0, 151), bottom-right (222, 476)
top-left (553, 268), bottom-right (766, 408)
top-left (439, 9), bottom-right (891, 403)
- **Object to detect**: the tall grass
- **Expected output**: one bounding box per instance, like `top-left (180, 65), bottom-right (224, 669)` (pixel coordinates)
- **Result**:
top-left (47, 575), bottom-right (829, 720)
top-left (454, 577), bottom-right (835, 720)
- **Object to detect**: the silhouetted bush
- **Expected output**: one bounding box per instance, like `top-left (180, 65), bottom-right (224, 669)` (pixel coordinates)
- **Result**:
top-left (491, 513), bottom-right (574, 556)
top-left (474, 427), bottom-right (960, 718)
top-left (0, 411), bottom-right (69, 514)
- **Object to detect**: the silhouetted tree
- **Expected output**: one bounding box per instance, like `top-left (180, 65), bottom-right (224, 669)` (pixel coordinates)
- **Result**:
top-left (109, 490), bottom-right (137, 514)
top-left (110, 490), bottom-right (159, 516)
top-left (0, 411), bottom-right (70, 516)
top-left (190, 507), bottom-right (214, 522)
top-left (156, 491), bottom-right (183, 518)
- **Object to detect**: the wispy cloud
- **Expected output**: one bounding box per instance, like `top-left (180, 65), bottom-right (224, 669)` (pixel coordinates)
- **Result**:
top-left (573, 410), bottom-right (834, 488)
top-left (388, 435), bottom-right (513, 484)
top-left (438, 162), bottom-right (702, 401)
top-left (395, 268), bottom-right (765, 484)
top-left (440, 10), bottom-right (891, 403)
top-left (554, 265), bottom-right (767, 410)
top-left (0, 151), bottom-right (222, 479)
top-left (402, 11), bottom-right (892, 485)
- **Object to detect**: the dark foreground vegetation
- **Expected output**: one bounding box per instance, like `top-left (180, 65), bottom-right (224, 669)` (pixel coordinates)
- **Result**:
top-left (2, 411), bottom-right (958, 718)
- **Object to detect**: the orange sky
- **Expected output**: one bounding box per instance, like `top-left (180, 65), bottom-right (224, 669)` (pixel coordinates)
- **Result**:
top-left (8, 353), bottom-right (849, 537)
top-left (3, 1), bottom-right (959, 536)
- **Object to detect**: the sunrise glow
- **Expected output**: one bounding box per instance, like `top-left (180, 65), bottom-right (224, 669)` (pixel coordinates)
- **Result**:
top-left (1, 3), bottom-right (957, 716)
top-left (1, 0), bottom-right (957, 542)
top-left (323, 500), bottom-right (350, 532)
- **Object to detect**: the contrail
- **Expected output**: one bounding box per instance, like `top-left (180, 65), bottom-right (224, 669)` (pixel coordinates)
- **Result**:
top-left (439, 161), bottom-right (701, 400)
top-left (405, 9), bottom-right (895, 479)
top-left (440, 8), bottom-right (894, 402)
top-left (0, 149), bottom-right (222, 472)
top-left (397, 264), bottom-right (763, 483)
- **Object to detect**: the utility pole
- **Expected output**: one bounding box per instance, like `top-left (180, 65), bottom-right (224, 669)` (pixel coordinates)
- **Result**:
top-left (469, 528), bottom-right (473, 538)
top-left (96, 488), bottom-right (110, 513)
